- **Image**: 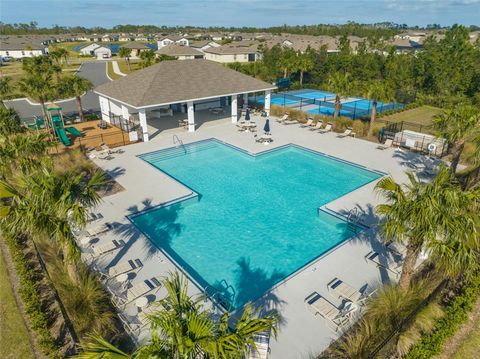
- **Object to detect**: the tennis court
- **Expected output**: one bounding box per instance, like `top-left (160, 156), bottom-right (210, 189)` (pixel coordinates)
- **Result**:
top-left (250, 89), bottom-right (404, 119)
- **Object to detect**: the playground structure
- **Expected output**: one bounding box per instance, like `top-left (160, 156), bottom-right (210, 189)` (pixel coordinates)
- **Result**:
top-left (45, 104), bottom-right (84, 146)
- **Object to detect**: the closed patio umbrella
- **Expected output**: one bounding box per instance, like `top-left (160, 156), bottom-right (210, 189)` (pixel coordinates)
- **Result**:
top-left (245, 108), bottom-right (250, 122)
top-left (263, 119), bottom-right (270, 134)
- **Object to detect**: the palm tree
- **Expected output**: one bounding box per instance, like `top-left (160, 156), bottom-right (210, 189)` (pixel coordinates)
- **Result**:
top-left (139, 49), bottom-right (156, 68)
top-left (75, 272), bottom-right (278, 358)
top-left (432, 105), bottom-right (480, 174)
top-left (363, 80), bottom-right (394, 138)
top-left (295, 51), bottom-right (315, 87)
top-left (0, 164), bottom-right (106, 282)
top-left (326, 72), bottom-right (352, 118)
top-left (278, 47), bottom-right (296, 78)
top-left (0, 107), bottom-right (24, 137)
top-left (18, 73), bottom-right (55, 120)
top-left (58, 76), bottom-right (93, 122)
top-left (375, 167), bottom-right (479, 291)
top-left (0, 76), bottom-right (13, 103)
top-left (118, 47), bottom-right (132, 71)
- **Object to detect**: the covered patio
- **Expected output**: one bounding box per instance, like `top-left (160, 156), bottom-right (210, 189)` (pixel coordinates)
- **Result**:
top-left (94, 60), bottom-right (276, 141)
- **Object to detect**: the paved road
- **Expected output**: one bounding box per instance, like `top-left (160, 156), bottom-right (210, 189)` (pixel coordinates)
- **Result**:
top-left (4, 61), bottom-right (110, 120)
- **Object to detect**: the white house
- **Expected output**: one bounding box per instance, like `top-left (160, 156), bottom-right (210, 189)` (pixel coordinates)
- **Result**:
top-left (78, 43), bottom-right (111, 58)
top-left (79, 43), bottom-right (101, 56)
top-left (157, 35), bottom-right (190, 48)
top-left (94, 46), bottom-right (112, 59)
top-left (0, 37), bottom-right (47, 59)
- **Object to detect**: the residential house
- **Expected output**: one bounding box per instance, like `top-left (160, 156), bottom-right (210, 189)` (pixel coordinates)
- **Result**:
top-left (0, 36), bottom-right (47, 58)
top-left (120, 42), bottom-right (152, 57)
top-left (203, 43), bottom-right (260, 63)
top-left (155, 44), bottom-right (205, 60)
top-left (78, 43), bottom-right (112, 59)
top-left (157, 35), bottom-right (189, 48)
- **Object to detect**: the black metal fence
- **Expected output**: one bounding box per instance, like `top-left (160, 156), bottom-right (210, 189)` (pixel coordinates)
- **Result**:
top-left (50, 130), bottom-right (135, 154)
top-left (379, 120), bottom-right (448, 157)
top-left (250, 92), bottom-right (405, 120)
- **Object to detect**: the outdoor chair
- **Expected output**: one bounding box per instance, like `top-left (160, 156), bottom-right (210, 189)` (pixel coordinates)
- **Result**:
top-left (309, 121), bottom-right (323, 131)
top-left (318, 123), bottom-right (333, 134)
top-left (89, 239), bottom-right (126, 259)
top-left (114, 277), bottom-right (162, 307)
top-left (275, 113), bottom-right (289, 123)
top-left (300, 118), bottom-right (314, 128)
top-left (337, 127), bottom-right (355, 138)
top-left (100, 258), bottom-right (143, 282)
top-left (283, 119), bottom-right (298, 125)
top-left (365, 251), bottom-right (403, 278)
top-left (377, 138), bottom-right (393, 150)
top-left (86, 222), bottom-right (115, 237)
top-left (305, 291), bottom-right (355, 332)
top-left (327, 278), bottom-right (376, 306)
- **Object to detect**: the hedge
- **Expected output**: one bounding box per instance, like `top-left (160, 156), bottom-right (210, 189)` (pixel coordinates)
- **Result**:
top-left (406, 273), bottom-right (480, 358)
top-left (4, 235), bottom-right (59, 357)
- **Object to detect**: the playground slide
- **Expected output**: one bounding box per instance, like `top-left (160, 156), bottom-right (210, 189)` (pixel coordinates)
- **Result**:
top-left (65, 127), bottom-right (84, 137)
top-left (52, 115), bottom-right (71, 146)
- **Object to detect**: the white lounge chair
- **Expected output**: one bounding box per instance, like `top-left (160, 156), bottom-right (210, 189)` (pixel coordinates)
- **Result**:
top-left (305, 292), bottom-right (354, 331)
top-left (377, 139), bottom-right (393, 150)
top-left (87, 149), bottom-right (111, 160)
top-left (101, 143), bottom-right (122, 154)
top-left (91, 239), bottom-right (125, 258)
top-left (327, 278), bottom-right (375, 305)
top-left (275, 113), bottom-right (289, 123)
top-left (114, 277), bottom-right (162, 307)
top-left (283, 119), bottom-right (298, 125)
top-left (318, 123), bottom-right (332, 134)
top-left (100, 258), bottom-right (143, 281)
top-left (338, 127), bottom-right (355, 138)
top-left (309, 121), bottom-right (323, 131)
top-left (300, 118), bottom-right (313, 128)
top-left (365, 251), bottom-right (403, 278)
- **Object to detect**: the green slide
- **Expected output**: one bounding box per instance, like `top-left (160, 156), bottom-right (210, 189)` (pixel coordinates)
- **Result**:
top-left (52, 115), bottom-right (71, 146)
top-left (65, 127), bottom-right (85, 137)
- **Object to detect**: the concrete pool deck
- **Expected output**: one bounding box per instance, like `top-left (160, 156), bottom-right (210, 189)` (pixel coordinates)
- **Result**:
top-left (83, 114), bottom-right (436, 358)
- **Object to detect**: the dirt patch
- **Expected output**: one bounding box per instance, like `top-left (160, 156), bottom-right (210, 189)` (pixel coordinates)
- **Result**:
top-left (434, 297), bottom-right (480, 359)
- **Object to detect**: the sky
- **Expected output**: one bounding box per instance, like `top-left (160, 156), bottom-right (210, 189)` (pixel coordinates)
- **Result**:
top-left (1, 0), bottom-right (479, 28)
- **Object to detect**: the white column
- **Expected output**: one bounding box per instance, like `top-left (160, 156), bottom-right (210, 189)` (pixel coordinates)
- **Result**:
top-left (265, 90), bottom-right (271, 116)
top-left (99, 96), bottom-right (111, 123)
top-left (121, 105), bottom-right (129, 121)
top-left (139, 108), bottom-right (149, 142)
top-left (187, 101), bottom-right (195, 132)
top-left (231, 95), bottom-right (238, 123)
top-left (243, 93), bottom-right (248, 109)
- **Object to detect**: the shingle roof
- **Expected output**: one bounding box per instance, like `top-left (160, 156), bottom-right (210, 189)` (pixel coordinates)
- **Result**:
top-left (0, 36), bottom-right (46, 51)
top-left (155, 44), bottom-right (204, 56)
top-left (120, 41), bottom-right (150, 50)
top-left (94, 60), bottom-right (276, 108)
top-left (203, 44), bottom-right (259, 55)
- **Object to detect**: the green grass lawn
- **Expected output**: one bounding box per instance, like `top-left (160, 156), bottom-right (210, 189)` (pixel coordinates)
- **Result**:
top-left (381, 105), bottom-right (442, 126)
top-left (0, 247), bottom-right (35, 359)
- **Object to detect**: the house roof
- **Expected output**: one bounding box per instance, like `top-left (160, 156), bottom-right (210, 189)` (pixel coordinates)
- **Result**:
top-left (94, 60), bottom-right (276, 108)
top-left (155, 44), bottom-right (204, 56)
top-left (0, 36), bottom-right (46, 51)
top-left (190, 40), bottom-right (218, 48)
top-left (120, 41), bottom-right (150, 49)
top-left (203, 44), bottom-right (259, 55)
top-left (158, 35), bottom-right (187, 42)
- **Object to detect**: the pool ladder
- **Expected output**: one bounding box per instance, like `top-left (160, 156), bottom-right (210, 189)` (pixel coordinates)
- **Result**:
top-left (173, 134), bottom-right (186, 154)
top-left (346, 208), bottom-right (366, 233)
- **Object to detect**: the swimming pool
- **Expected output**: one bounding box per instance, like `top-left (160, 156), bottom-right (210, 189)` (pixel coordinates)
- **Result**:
top-left (130, 140), bottom-right (382, 309)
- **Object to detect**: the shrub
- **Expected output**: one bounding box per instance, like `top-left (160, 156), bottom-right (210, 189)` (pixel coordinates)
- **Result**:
top-left (3, 235), bottom-right (59, 356)
top-left (406, 273), bottom-right (480, 358)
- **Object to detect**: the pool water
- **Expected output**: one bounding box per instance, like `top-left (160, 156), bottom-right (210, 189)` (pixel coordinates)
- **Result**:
top-left (131, 140), bottom-right (381, 309)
